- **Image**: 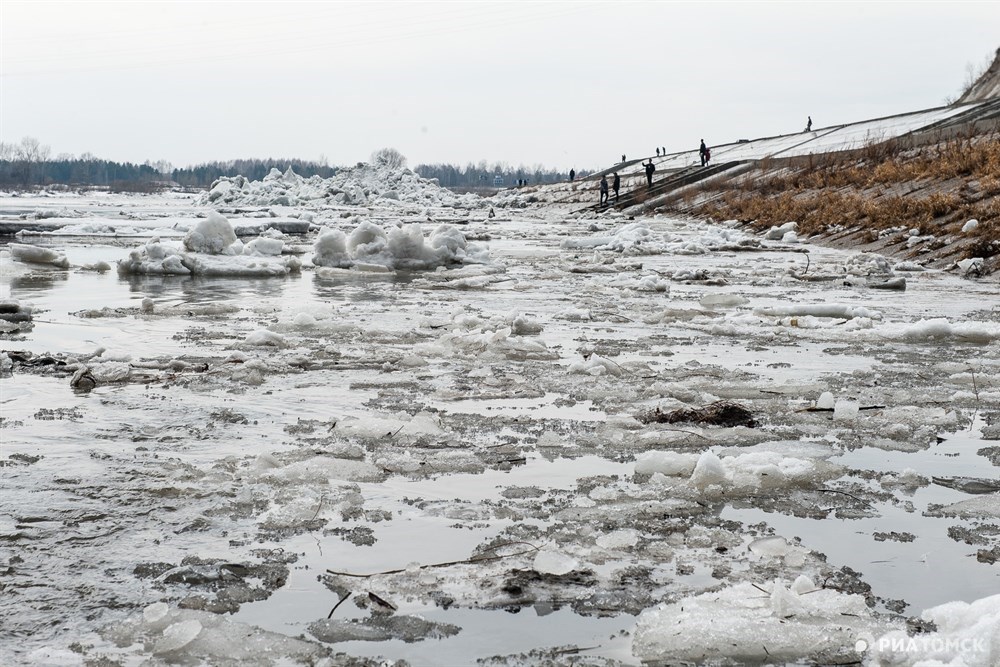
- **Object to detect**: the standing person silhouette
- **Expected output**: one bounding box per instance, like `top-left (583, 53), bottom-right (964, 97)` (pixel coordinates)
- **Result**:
top-left (612, 172), bottom-right (620, 202)
top-left (644, 160), bottom-right (655, 188)
top-left (699, 139), bottom-right (708, 167)
top-left (599, 175), bottom-right (609, 206)
top-left (569, 168), bottom-right (575, 182)
top-left (806, 116), bottom-right (813, 132)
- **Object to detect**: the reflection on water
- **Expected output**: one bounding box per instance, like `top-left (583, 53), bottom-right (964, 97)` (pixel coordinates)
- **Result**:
top-left (10, 271), bottom-right (70, 293)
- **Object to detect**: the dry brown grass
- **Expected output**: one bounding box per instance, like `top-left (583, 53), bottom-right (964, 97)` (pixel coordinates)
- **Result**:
top-left (694, 134), bottom-right (1000, 259)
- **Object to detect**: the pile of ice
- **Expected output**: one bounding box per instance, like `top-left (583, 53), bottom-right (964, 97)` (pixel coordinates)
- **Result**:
top-left (200, 163), bottom-right (485, 210)
top-left (561, 221), bottom-right (756, 256)
top-left (312, 221), bottom-right (489, 270)
top-left (868, 593), bottom-right (999, 666)
top-left (845, 253), bottom-right (893, 276)
top-left (117, 212), bottom-right (300, 276)
top-left (632, 578), bottom-right (889, 664)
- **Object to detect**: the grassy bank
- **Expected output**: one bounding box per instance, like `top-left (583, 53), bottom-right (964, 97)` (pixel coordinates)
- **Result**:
top-left (690, 134), bottom-right (1000, 265)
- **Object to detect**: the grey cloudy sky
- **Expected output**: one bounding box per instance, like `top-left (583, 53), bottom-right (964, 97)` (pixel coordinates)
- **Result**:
top-left (2, 1), bottom-right (998, 171)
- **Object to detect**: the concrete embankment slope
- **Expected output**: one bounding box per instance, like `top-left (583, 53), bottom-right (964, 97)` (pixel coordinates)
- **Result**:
top-left (514, 95), bottom-right (999, 275)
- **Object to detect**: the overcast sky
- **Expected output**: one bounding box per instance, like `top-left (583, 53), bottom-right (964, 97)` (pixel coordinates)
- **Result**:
top-left (2, 1), bottom-right (998, 171)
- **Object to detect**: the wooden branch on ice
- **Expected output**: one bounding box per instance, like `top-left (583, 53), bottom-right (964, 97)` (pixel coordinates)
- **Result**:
top-left (326, 541), bottom-right (542, 578)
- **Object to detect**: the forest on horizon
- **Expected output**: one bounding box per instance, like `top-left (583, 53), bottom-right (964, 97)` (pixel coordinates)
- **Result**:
top-left (0, 137), bottom-right (584, 192)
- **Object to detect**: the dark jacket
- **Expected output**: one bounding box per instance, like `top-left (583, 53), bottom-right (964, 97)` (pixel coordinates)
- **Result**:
top-left (612, 174), bottom-right (620, 190)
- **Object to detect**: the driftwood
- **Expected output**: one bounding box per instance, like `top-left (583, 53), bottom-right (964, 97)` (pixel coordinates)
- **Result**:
top-left (641, 401), bottom-right (757, 428)
top-left (789, 271), bottom-right (842, 282)
top-left (326, 541), bottom-right (541, 578)
top-left (798, 405), bottom-right (885, 413)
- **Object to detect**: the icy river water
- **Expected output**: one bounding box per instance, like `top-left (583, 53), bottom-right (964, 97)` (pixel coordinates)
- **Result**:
top-left (1, 190), bottom-right (999, 666)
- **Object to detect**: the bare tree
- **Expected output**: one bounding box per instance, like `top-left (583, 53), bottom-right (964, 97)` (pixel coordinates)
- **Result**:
top-left (370, 147), bottom-right (407, 170)
top-left (17, 136), bottom-right (51, 162)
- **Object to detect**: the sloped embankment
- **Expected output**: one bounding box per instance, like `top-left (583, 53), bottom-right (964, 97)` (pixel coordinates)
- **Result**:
top-left (679, 134), bottom-right (1000, 273)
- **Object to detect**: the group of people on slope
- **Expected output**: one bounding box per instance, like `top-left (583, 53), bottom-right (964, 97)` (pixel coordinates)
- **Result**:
top-left (591, 116), bottom-right (814, 206)
top-left (596, 139), bottom-right (702, 206)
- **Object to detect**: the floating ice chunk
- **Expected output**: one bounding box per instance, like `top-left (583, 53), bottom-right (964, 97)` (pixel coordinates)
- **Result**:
top-left (749, 536), bottom-right (808, 566)
top-left (348, 220), bottom-right (388, 257)
top-left (536, 431), bottom-right (566, 448)
top-left (700, 293), bottom-right (748, 308)
top-left (567, 354), bottom-right (621, 376)
top-left (144, 602), bottom-right (170, 624)
top-left (117, 238), bottom-right (190, 275)
top-left (875, 317), bottom-right (1000, 343)
top-left (292, 312), bottom-right (316, 327)
top-left (533, 549), bottom-right (578, 575)
top-left (956, 257), bottom-right (984, 277)
top-left (596, 529), bottom-right (640, 549)
top-left (309, 614), bottom-right (460, 643)
top-left (816, 391), bottom-right (836, 409)
top-left (833, 399), bottom-right (860, 421)
top-left (312, 227), bottom-right (351, 267)
top-left (243, 330), bottom-right (286, 347)
top-left (691, 451), bottom-right (728, 488)
top-left (80, 260), bottom-right (111, 272)
top-left (256, 456), bottom-right (383, 484)
top-left (561, 222), bottom-right (660, 253)
top-left (928, 494), bottom-right (1000, 519)
top-left (9, 243), bottom-right (70, 268)
top-left (183, 211), bottom-right (238, 254)
top-left (180, 253), bottom-right (299, 277)
top-left (90, 361), bottom-right (131, 382)
top-left (509, 313), bottom-right (543, 335)
top-left (242, 236), bottom-right (284, 256)
top-left (632, 580), bottom-right (882, 664)
top-left (557, 308), bottom-right (591, 321)
top-left (154, 619), bottom-right (202, 654)
top-left (634, 451), bottom-right (698, 477)
top-left (749, 536), bottom-right (793, 558)
top-left (755, 303), bottom-right (882, 320)
top-left (893, 260), bottom-right (926, 272)
top-left (764, 221), bottom-right (797, 240)
top-left (869, 592), bottom-right (1000, 666)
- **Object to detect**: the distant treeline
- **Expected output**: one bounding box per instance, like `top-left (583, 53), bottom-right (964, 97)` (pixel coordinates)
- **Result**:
top-left (0, 137), bottom-right (582, 192)
top-left (0, 157), bottom-right (162, 190)
top-left (0, 156), bottom-right (337, 190)
top-left (414, 163), bottom-right (589, 188)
